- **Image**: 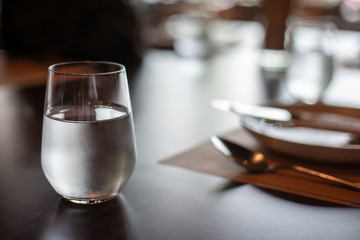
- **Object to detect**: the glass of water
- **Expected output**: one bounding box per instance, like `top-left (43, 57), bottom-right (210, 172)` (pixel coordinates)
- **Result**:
top-left (284, 18), bottom-right (336, 104)
top-left (41, 61), bottom-right (137, 204)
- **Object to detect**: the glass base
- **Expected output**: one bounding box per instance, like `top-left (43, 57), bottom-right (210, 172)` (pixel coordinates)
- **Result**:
top-left (63, 194), bottom-right (117, 205)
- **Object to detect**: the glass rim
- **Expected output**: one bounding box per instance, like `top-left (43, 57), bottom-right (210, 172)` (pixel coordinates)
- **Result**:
top-left (48, 61), bottom-right (125, 76)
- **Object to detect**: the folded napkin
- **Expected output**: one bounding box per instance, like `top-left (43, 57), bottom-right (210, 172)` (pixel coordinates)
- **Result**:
top-left (161, 129), bottom-right (360, 208)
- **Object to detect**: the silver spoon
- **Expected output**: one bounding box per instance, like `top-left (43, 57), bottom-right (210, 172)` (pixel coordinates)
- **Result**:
top-left (211, 136), bottom-right (360, 191)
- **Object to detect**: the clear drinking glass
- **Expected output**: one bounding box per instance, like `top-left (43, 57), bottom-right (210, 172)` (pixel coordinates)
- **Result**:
top-left (284, 19), bottom-right (336, 104)
top-left (41, 61), bottom-right (137, 204)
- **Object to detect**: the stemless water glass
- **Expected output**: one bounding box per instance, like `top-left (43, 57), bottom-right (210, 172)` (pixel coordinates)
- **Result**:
top-left (41, 61), bottom-right (137, 204)
top-left (284, 19), bottom-right (336, 104)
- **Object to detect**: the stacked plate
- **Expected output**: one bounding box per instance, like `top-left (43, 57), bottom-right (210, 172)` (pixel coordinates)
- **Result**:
top-left (241, 104), bottom-right (360, 163)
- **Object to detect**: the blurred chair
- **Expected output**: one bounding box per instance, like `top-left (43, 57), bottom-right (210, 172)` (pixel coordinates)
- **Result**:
top-left (1, 0), bottom-right (144, 67)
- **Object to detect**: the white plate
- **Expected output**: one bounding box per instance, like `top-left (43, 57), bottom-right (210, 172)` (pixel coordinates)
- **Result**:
top-left (242, 104), bottom-right (360, 163)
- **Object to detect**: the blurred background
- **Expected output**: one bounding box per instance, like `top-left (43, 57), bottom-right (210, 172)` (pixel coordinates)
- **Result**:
top-left (0, 0), bottom-right (360, 103)
top-left (2, 0), bottom-right (360, 56)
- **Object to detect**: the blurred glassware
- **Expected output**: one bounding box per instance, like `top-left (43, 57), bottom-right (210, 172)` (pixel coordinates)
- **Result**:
top-left (283, 18), bottom-right (337, 104)
top-left (340, 0), bottom-right (360, 22)
top-left (163, 0), bottom-right (237, 58)
top-left (258, 49), bottom-right (290, 100)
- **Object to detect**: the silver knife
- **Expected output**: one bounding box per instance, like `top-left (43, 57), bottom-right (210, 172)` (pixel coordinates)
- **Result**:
top-left (211, 99), bottom-right (291, 122)
top-left (211, 99), bottom-right (360, 136)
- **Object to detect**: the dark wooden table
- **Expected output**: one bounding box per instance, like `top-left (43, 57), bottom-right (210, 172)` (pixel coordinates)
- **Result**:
top-left (1, 48), bottom-right (360, 240)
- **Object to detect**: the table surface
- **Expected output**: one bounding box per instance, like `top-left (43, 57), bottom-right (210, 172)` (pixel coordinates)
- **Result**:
top-left (1, 46), bottom-right (360, 240)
